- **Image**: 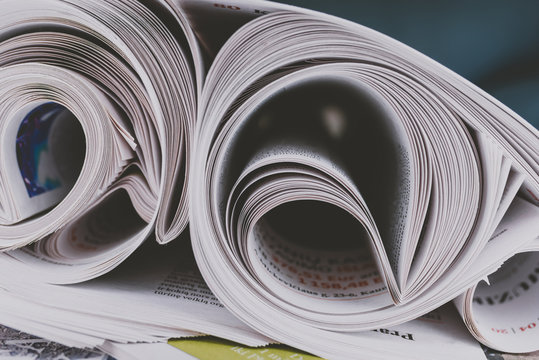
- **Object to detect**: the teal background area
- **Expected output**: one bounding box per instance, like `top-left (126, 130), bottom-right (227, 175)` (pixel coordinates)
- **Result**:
top-left (275, 0), bottom-right (539, 129)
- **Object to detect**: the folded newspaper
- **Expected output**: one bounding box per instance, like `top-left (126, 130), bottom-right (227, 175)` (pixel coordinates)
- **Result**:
top-left (0, 0), bottom-right (537, 359)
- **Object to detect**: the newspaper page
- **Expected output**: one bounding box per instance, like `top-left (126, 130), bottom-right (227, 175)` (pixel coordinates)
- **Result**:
top-left (0, 325), bottom-right (110, 360)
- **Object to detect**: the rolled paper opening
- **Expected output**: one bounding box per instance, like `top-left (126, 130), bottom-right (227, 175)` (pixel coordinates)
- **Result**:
top-left (249, 200), bottom-right (387, 304)
top-left (14, 102), bottom-right (86, 219)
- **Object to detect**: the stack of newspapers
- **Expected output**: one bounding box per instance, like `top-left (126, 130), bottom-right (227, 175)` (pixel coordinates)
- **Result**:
top-left (0, 0), bottom-right (537, 359)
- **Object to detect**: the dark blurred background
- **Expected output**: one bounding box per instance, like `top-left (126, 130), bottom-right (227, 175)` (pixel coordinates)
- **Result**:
top-left (276, 0), bottom-right (539, 129)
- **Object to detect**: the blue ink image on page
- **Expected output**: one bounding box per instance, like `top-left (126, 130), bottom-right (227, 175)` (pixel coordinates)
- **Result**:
top-left (15, 102), bottom-right (64, 197)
